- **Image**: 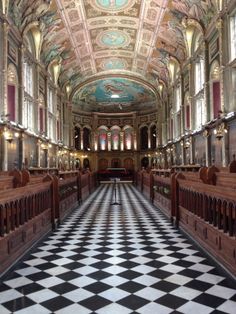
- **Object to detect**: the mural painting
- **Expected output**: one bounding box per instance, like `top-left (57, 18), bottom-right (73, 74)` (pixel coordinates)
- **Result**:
top-left (73, 77), bottom-right (157, 112)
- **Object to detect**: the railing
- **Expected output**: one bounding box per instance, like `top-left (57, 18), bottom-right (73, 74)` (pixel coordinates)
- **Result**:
top-left (0, 169), bottom-right (98, 275)
top-left (178, 180), bottom-right (236, 237)
top-left (136, 165), bottom-right (236, 276)
top-left (0, 182), bottom-right (52, 237)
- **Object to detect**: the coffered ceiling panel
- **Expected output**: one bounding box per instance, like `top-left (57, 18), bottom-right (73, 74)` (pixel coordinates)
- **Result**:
top-left (55, 0), bottom-right (169, 83)
top-left (9, 0), bottom-right (218, 112)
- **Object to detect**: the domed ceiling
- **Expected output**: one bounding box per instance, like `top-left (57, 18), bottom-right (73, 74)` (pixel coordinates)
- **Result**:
top-left (73, 77), bottom-right (157, 112)
top-left (9, 0), bottom-right (218, 112)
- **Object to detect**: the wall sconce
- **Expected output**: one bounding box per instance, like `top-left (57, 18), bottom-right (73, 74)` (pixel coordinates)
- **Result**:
top-left (203, 129), bottom-right (210, 138)
top-left (41, 143), bottom-right (48, 150)
top-left (184, 139), bottom-right (190, 149)
top-left (214, 123), bottom-right (227, 140)
top-left (4, 130), bottom-right (13, 143)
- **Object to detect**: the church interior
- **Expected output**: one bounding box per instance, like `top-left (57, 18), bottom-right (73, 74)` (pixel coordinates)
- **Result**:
top-left (0, 0), bottom-right (236, 313)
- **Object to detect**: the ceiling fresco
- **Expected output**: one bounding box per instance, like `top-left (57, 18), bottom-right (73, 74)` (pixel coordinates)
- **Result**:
top-left (73, 77), bottom-right (157, 112)
top-left (8, 0), bottom-right (218, 112)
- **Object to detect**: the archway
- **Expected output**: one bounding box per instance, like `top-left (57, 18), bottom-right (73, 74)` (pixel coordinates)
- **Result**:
top-left (83, 158), bottom-right (90, 169)
top-left (141, 157), bottom-right (149, 168)
top-left (98, 158), bottom-right (108, 170)
top-left (124, 158), bottom-right (134, 170)
top-left (111, 158), bottom-right (121, 168)
top-left (140, 126), bottom-right (148, 150)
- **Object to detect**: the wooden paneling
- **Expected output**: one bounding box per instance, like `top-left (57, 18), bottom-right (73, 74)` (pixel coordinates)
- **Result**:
top-left (194, 135), bottom-right (206, 165)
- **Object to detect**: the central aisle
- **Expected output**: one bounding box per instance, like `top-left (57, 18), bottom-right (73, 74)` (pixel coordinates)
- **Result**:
top-left (0, 183), bottom-right (236, 314)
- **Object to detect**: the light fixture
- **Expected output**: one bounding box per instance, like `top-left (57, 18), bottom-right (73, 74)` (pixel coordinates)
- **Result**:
top-left (111, 94), bottom-right (120, 98)
top-left (41, 142), bottom-right (52, 150)
top-left (214, 123), bottom-right (227, 140)
top-left (184, 139), bottom-right (190, 149)
top-left (4, 129), bottom-right (13, 143)
top-left (41, 143), bottom-right (48, 150)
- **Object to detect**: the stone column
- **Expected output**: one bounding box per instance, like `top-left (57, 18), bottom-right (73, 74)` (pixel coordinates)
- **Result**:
top-left (148, 126), bottom-right (151, 149)
top-left (133, 130), bottom-right (137, 150)
top-left (67, 102), bottom-right (73, 148)
top-left (107, 132), bottom-right (111, 151)
top-left (216, 18), bottom-right (228, 166)
top-left (45, 76), bottom-right (48, 136)
top-left (189, 136), bottom-right (194, 164)
top-left (120, 131), bottom-right (124, 151)
top-left (94, 131), bottom-right (98, 151)
top-left (18, 44), bottom-right (25, 169)
top-left (203, 130), bottom-right (211, 166)
top-left (0, 21), bottom-right (9, 170)
top-left (37, 140), bottom-right (41, 167)
top-left (80, 128), bottom-right (84, 150)
top-left (187, 62), bottom-right (194, 130)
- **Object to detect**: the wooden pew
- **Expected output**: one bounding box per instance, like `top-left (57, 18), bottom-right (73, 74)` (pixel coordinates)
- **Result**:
top-left (0, 176), bottom-right (55, 274)
top-left (172, 164), bottom-right (201, 172)
top-left (0, 167), bottom-right (99, 275)
top-left (152, 169), bottom-right (176, 219)
top-left (56, 171), bottom-right (80, 222)
top-left (0, 169), bottom-right (22, 189)
top-left (176, 172), bottom-right (236, 276)
top-left (136, 169), bottom-right (145, 192)
top-left (79, 170), bottom-right (95, 201)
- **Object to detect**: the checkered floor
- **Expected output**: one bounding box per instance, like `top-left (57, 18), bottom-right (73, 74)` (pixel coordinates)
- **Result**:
top-left (0, 183), bottom-right (236, 314)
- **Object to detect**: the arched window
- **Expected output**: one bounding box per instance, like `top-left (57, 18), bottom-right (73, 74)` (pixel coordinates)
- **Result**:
top-left (7, 64), bottom-right (18, 122)
top-left (99, 128), bottom-right (107, 151)
top-left (140, 126), bottom-right (148, 150)
top-left (74, 126), bottom-right (81, 150)
top-left (111, 126), bottom-right (120, 150)
top-left (194, 57), bottom-right (206, 129)
top-left (184, 93), bottom-right (191, 130)
top-left (124, 126), bottom-right (133, 150)
top-left (83, 127), bottom-right (91, 150)
top-left (38, 94), bottom-right (45, 134)
top-left (56, 110), bottom-right (61, 141)
top-left (141, 157), bottom-right (149, 168)
top-left (83, 158), bottom-right (90, 169)
top-left (210, 61), bottom-right (221, 120)
top-left (47, 86), bottom-right (56, 141)
top-left (150, 125), bottom-right (157, 149)
top-left (229, 12), bottom-right (236, 61)
top-left (173, 83), bottom-right (181, 138)
top-left (23, 58), bottom-right (34, 130)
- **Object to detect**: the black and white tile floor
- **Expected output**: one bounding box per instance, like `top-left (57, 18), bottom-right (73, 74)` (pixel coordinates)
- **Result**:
top-left (0, 183), bottom-right (236, 314)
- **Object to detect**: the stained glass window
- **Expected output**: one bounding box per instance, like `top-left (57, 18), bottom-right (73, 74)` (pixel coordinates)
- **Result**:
top-left (99, 130), bottom-right (107, 150)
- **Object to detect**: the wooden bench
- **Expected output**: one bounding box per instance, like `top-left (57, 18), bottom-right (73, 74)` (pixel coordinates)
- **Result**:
top-left (0, 167), bottom-right (99, 275)
top-left (172, 164), bottom-right (201, 172)
top-left (0, 170), bottom-right (22, 189)
top-left (0, 177), bottom-right (54, 274)
top-left (56, 171), bottom-right (80, 222)
top-left (176, 173), bottom-right (236, 276)
top-left (152, 169), bottom-right (176, 219)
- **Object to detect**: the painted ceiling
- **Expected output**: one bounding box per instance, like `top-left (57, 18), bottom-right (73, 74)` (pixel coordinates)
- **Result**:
top-left (73, 77), bottom-right (157, 112)
top-left (9, 0), bottom-right (218, 112)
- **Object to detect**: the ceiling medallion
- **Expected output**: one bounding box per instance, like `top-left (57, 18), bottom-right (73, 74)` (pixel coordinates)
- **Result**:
top-left (97, 29), bottom-right (130, 48)
top-left (101, 58), bottom-right (128, 70)
top-left (91, 0), bottom-right (135, 13)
